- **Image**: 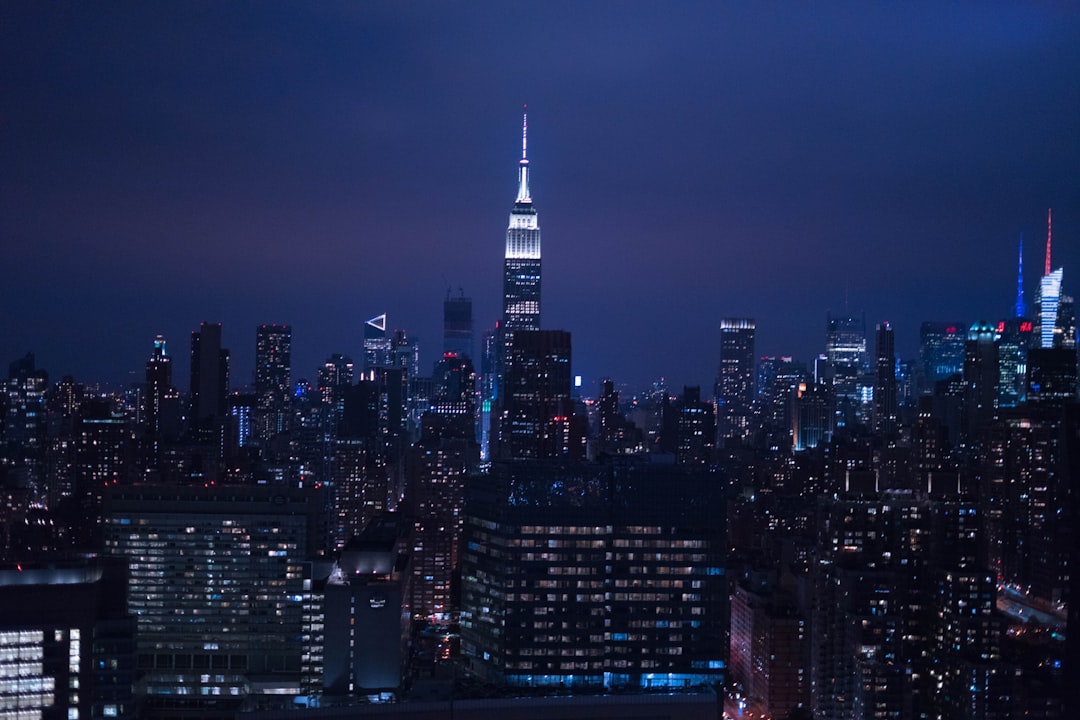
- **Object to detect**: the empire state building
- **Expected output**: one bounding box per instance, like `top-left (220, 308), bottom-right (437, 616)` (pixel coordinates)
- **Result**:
top-left (502, 108), bottom-right (541, 330)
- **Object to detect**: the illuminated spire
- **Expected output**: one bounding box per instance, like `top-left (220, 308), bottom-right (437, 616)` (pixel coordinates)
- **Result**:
top-left (516, 104), bottom-right (530, 203)
top-left (1045, 208), bottom-right (1052, 277)
top-left (1015, 232), bottom-right (1025, 318)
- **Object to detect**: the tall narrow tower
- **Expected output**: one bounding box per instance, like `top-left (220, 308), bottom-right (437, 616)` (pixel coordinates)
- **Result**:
top-left (715, 318), bottom-right (756, 443)
top-left (1036, 208), bottom-right (1065, 349)
top-left (1015, 232), bottom-right (1025, 319)
top-left (502, 106), bottom-right (541, 331)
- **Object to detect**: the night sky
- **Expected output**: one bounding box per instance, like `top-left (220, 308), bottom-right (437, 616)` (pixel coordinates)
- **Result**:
top-left (3, 3), bottom-right (1080, 394)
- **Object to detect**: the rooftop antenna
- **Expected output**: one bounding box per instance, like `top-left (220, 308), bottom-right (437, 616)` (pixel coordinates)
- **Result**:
top-left (521, 103), bottom-right (528, 163)
top-left (515, 103), bottom-right (530, 203)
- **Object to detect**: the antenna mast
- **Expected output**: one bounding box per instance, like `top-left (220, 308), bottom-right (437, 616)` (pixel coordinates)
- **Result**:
top-left (1045, 208), bottom-right (1052, 276)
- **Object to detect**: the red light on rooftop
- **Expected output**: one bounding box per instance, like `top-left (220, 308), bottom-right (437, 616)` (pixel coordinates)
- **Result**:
top-left (946, 326), bottom-right (956, 334)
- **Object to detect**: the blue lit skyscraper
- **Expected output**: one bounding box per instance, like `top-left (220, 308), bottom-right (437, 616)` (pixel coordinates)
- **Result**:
top-left (920, 321), bottom-right (966, 388)
top-left (1036, 268), bottom-right (1064, 349)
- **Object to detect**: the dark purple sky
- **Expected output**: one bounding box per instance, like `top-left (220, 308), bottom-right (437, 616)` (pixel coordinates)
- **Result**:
top-left (3, 3), bottom-right (1079, 393)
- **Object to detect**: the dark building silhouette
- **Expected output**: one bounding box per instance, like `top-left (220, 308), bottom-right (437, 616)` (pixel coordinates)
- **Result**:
top-left (792, 380), bottom-right (834, 451)
top-left (4, 352), bottom-right (49, 489)
top-left (444, 291), bottom-right (474, 360)
top-left (963, 322), bottom-right (1000, 445)
top-left (188, 322), bottom-right (229, 434)
top-left (873, 321), bottom-right (898, 436)
top-left (312, 515), bottom-right (411, 697)
top-left (500, 330), bottom-right (572, 460)
top-left (1026, 347), bottom-right (1079, 403)
top-left (664, 386), bottom-right (716, 466)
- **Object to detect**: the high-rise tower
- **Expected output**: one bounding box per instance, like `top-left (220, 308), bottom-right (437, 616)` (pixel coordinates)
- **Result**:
top-left (255, 324), bottom-right (292, 411)
top-left (502, 107), bottom-right (541, 331)
top-left (1035, 209), bottom-right (1066, 349)
top-left (873, 321), bottom-right (898, 435)
top-left (443, 291), bottom-right (474, 360)
top-left (1015, 232), bottom-right (1026, 319)
top-left (715, 318), bottom-right (756, 443)
top-left (189, 322), bottom-right (229, 433)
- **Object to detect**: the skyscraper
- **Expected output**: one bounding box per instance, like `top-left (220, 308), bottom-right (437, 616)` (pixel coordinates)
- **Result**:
top-left (1034, 208), bottom-right (1071, 350)
top-left (144, 335), bottom-right (171, 432)
top-left (363, 313), bottom-right (392, 370)
top-left (255, 324), bottom-right (292, 412)
top-left (502, 108), bottom-right (541, 332)
top-left (824, 313), bottom-right (868, 425)
top-left (104, 484), bottom-right (330, 709)
top-left (461, 459), bottom-right (728, 691)
top-left (1015, 232), bottom-right (1026, 319)
top-left (1036, 269), bottom-right (1064, 350)
top-left (715, 318), bottom-right (755, 444)
top-left (443, 291), bottom-right (473, 360)
top-left (317, 353), bottom-right (354, 409)
top-left (874, 321), bottom-right (898, 435)
top-left (500, 330), bottom-right (572, 460)
top-left (920, 321), bottom-right (966, 388)
top-left (963, 322), bottom-right (999, 445)
top-left (189, 322), bottom-right (229, 433)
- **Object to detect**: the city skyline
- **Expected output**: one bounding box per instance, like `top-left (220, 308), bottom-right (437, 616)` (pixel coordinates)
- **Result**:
top-left (3, 3), bottom-right (1080, 391)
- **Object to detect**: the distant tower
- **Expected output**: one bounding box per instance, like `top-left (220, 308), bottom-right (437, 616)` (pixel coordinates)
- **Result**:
top-left (825, 312), bottom-right (868, 425)
top-left (189, 322), bottom-right (229, 432)
top-left (715, 318), bottom-right (756, 444)
top-left (963, 322), bottom-right (999, 443)
top-left (255, 324), bottom-right (292, 442)
top-left (317, 354), bottom-right (355, 409)
top-left (1015, 232), bottom-right (1026, 319)
top-left (1034, 207), bottom-right (1068, 349)
top-left (1037, 270), bottom-right (1065, 350)
top-left (920, 321), bottom-right (966, 389)
top-left (144, 335), bottom-right (180, 461)
top-left (255, 325), bottom-right (292, 411)
top-left (502, 107), bottom-right (541, 332)
top-left (443, 291), bottom-right (474, 360)
top-left (145, 336), bottom-right (172, 436)
top-left (873, 322), bottom-right (898, 435)
top-left (363, 313), bottom-right (392, 370)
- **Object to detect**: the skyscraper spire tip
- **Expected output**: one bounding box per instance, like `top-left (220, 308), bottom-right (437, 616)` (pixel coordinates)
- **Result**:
top-left (521, 105), bottom-right (528, 164)
top-left (1045, 207), bottom-right (1052, 277)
